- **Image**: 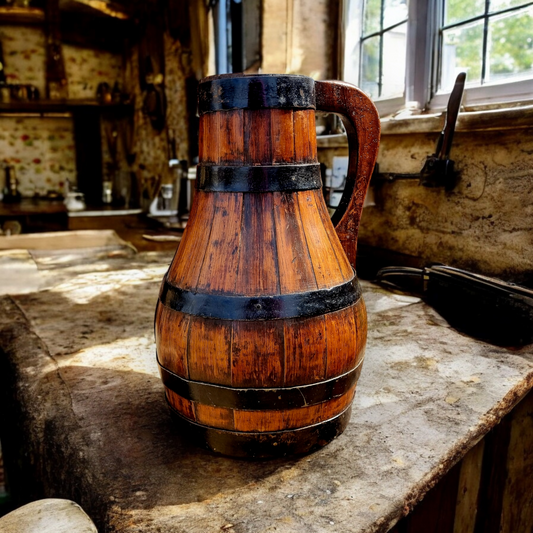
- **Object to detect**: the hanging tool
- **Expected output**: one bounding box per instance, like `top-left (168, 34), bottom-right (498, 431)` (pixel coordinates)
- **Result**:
top-left (45, 0), bottom-right (68, 99)
top-left (372, 72), bottom-right (466, 191)
top-left (0, 37), bottom-right (7, 86)
top-left (120, 111), bottom-right (139, 207)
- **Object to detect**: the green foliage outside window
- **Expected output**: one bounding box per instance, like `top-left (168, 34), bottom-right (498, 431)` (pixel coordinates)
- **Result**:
top-left (444, 0), bottom-right (533, 85)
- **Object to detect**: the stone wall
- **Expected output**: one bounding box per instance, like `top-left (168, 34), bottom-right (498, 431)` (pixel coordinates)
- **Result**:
top-left (361, 122), bottom-right (533, 282)
top-left (318, 111), bottom-right (533, 282)
top-left (260, 0), bottom-right (533, 283)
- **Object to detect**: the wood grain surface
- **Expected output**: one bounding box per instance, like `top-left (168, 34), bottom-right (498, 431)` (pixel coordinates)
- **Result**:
top-left (315, 80), bottom-right (380, 268)
top-left (158, 94), bottom-right (373, 439)
top-left (156, 299), bottom-right (365, 389)
top-left (201, 109), bottom-right (317, 165)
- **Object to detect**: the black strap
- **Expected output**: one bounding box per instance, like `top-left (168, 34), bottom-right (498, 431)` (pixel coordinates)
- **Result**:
top-left (196, 164), bottom-right (322, 192)
top-left (198, 74), bottom-right (316, 114)
top-left (167, 403), bottom-right (352, 458)
top-left (158, 356), bottom-right (364, 410)
top-left (159, 277), bottom-right (361, 321)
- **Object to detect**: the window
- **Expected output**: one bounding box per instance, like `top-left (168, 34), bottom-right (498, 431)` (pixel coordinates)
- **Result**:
top-left (344, 0), bottom-right (533, 114)
top-left (358, 0), bottom-right (408, 100)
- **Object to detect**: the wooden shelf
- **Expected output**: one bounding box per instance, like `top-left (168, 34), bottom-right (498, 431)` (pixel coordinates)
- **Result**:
top-left (0, 6), bottom-right (45, 25)
top-left (0, 198), bottom-right (67, 217)
top-left (0, 99), bottom-right (133, 114)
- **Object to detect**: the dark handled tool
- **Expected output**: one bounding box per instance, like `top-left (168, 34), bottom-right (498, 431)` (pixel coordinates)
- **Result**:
top-left (376, 264), bottom-right (533, 347)
top-left (0, 37), bottom-right (7, 85)
top-left (372, 72), bottom-right (466, 190)
top-left (419, 72), bottom-right (466, 189)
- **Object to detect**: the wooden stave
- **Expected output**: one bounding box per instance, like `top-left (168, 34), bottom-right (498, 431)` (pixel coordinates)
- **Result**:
top-left (165, 189), bottom-right (354, 297)
top-left (156, 298), bottom-right (366, 388)
top-left (155, 298), bottom-right (366, 441)
top-left (168, 403), bottom-right (354, 459)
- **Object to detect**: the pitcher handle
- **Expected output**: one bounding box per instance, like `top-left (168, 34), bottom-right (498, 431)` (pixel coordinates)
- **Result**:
top-left (315, 80), bottom-right (380, 268)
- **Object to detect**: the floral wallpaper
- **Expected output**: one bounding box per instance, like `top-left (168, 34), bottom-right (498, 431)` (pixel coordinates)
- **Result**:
top-left (0, 117), bottom-right (76, 197)
top-left (64, 44), bottom-right (122, 100)
top-left (0, 26), bottom-right (46, 96)
top-left (0, 26), bottom-right (122, 196)
top-left (0, 26), bottom-right (123, 100)
top-left (0, 21), bottom-right (193, 201)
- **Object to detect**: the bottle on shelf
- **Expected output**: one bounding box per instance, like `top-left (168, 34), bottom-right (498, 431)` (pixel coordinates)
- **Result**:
top-left (3, 165), bottom-right (22, 203)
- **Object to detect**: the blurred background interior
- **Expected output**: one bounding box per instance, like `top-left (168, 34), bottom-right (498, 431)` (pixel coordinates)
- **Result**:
top-left (0, 0), bottom-right (532, 525)
top-left (0, 0), bottom-right (531, 282)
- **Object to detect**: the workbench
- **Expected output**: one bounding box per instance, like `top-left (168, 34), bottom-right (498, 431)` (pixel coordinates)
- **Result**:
top-left (0, 250), bottom-right (532, 533)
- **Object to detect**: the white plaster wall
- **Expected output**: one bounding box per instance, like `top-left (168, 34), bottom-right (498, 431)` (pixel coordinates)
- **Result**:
top-left (262, 0), bottom-right (335, 78)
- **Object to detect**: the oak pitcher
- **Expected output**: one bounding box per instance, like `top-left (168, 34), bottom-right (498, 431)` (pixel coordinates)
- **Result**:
top-left (155, 74), bottom-right (380, 458)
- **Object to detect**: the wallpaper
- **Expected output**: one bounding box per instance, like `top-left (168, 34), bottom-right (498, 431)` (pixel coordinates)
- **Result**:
top-left (0, 117), bottom-right (76, 197)
top-left (0, 25), bottom-right (122, 196)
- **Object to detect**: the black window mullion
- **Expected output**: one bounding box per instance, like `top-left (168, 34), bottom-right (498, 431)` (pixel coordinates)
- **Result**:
top-left (363, 18), bottom-right (410, 40)
top-left (434, 0), bottom-right (446, 97)
top-left (441, 1), bottom-right (533, 31)
top-left (481, 0), bottom-right (490, 84)
top-left (378, 0), bottom-right (385, 96)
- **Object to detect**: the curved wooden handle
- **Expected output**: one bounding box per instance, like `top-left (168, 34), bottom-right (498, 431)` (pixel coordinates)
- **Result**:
top-left (315, 80), bottom-right (380, 268)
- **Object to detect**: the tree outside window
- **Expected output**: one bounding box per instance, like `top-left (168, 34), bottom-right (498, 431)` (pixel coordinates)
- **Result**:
top-left (345, 0), bottom-right (533, 112)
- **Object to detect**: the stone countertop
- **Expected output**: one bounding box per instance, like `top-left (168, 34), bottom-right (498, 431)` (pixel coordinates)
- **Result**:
top-left (1, 253), bottom-right (533, 533)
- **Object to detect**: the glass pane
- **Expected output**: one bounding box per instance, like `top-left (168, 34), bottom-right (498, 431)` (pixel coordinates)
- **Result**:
top-left (440, 20), bottom-right (484, 90)
top-left (383, 0), bottom-right (408, 29)
top-left (490, 0), bottom-right (530, 13)
top-left (486, 6), bottom-right (533, 83)
top-left (363, 0), bottom-right (381, 35)
top-left (382, 22), bottom-right (407, 98)
top-left (361, 36), bottom-right (380, 98)
top-left (445, 0), bottom-right (485, 26)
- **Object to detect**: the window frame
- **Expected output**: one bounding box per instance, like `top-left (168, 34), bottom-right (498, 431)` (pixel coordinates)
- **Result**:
top-left (343, 0), bottom-right (533, 116)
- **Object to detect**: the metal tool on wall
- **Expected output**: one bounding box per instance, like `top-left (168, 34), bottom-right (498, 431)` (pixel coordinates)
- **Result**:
top-left (166, 129), bottom-right (190, 220)
top-left (103, 121), bottom-right (119, 204)
top-left (120, 112), bottom-right (139, 207)
top-left (0, 36), bottom-right (7, 92)
top-left (376, 264), bottom-right (533, 347)
top-left (165, 129), bottom-right (180, 214)
top-left (372, 72), bottom-right (466, 191)
top-left (138, 8), bottom-right (167, 132)
top-left (45, 0), bottom-right (68, 99)
top-left (142, 60), bottom-right (167, 132)
top-left (145, 130), bottom-right (178, 217)
top-left (2, 165), bottom-right (21, 203)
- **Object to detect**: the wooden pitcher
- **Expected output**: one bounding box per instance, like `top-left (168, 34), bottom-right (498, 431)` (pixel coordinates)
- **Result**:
top-left (155, 74), bottom-right (380, 458)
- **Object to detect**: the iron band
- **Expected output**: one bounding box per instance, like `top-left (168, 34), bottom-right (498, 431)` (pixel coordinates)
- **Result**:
top-left (159, 276), bottom-right (361, 321)
top-left (196, 163), bottom-right (322, 192)
top-left (158, 357), bottom-right (364, 410)
top-left (198, 74), bottom-right (316, 114)
top-left (167, 403), bottom-right (352, 458)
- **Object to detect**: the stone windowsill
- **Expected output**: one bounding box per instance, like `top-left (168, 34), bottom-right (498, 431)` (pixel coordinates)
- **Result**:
top-left (317, 104), bottom-right (533, 148)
